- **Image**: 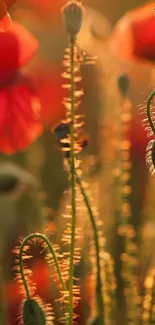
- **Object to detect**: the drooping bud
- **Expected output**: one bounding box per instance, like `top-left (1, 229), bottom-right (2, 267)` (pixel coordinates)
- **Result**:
top-left (23, 299), bottom-right (46, 325)
top-left (62, 1), bottom-right (84, 37)
top-left (151, 140), bottom-right (155, 168)
top-left (118, 74), bottom-right (130, 97)
top-left (0, 162), bottom-right (38, 198)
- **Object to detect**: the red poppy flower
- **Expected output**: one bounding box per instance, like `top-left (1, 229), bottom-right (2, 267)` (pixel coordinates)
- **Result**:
top-left (32, 67), bottom-right (66, 128)
top-left (0, 21), bottom-right (68, 154)
top-left (0, 21), bottom-right (41, 154)
top-left (0, 21), bottom-right (38, 84)
top-left (0, 76), bottom-right (42, 154)
top-left (0, 0), bottom-right (15, 31)
top-left (109, 2), bottom-right (155, 64)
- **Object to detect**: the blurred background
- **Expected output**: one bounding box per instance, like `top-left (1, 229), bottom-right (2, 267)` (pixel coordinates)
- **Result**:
top-left (0, 0), bottom-right (155, 324)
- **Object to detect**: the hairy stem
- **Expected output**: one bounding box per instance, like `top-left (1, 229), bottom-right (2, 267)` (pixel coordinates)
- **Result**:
top-left (147, 90), bottom-right (155, 135)
top-left (68, 36), bottom-right (76, 325)
top-left (75, 170), bottom-right (104, 325)
top-left (19, 233), bottom-right (68, 322)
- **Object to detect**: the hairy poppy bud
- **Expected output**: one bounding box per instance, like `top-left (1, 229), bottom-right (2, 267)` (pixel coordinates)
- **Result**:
top-left (23, 299), bottom-right (46, 325)
top-left (151, 141), bottom-right (155, 169)
top-left (62, 1), bottom-right (84, 37)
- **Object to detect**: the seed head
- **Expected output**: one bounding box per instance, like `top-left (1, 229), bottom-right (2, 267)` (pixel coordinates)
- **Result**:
top-left (62, 1), bottom-right (84, 37)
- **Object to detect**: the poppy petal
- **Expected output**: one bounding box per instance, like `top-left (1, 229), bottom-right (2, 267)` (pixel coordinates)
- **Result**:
top-left (0, 21), bottom-right (38, 84)
top-left (0, 77), bottom-right (42, 154)
top-left (109, 2), bottom-right (155, 63)
top-left (31, 66), bottom-right (66, 128)
top-left (0, 13), bottom-right (11, 31)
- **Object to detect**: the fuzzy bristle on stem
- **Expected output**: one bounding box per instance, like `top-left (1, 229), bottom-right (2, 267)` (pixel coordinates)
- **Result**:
top-left (15, 233), bottom-right (68, 324)
top-left (116, 81), bottom-right (140, 324)
top-left (74, 170), bottom-right (105, 324)
top-left (67, 35), bottom-right (77, 325)
top-left (61, 19), bottom-right (106, 324)
top-left (139, 90), bottom-right (155, 174)
top-left (60, 39), bottom-right (88, 325)
top-left (143, 269), bottom-right (155, 325)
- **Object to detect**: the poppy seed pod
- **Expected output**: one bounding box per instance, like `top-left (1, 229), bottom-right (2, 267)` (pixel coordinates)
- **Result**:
top-left (23, 299), bottom-right (46, 325)
top-left (62, 1), bottom-right (84, 37)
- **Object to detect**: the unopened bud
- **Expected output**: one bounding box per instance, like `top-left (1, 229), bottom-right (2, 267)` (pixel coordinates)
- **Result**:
top-left (23, 299), bottom-right (46, 325)
top-left (62, 1), bottom-right (84, 37)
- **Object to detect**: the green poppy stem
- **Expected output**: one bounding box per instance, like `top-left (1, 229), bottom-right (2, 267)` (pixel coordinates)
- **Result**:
top-left (75, 170), bottom-right (104, 325)
top-left (68, 35), bottom-right (77, 325)
top-left (147, 90), bottom-right (155, 135)
top-left (19, 233), bottom-right (68, 323)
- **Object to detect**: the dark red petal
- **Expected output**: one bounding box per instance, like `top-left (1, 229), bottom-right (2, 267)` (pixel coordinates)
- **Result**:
top-left (0, 79), bottom-right (42, 154)
top-left (0, 21), bottom-right (38, 84)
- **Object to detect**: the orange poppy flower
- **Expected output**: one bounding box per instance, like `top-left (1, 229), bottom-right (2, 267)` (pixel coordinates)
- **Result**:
top-left (0, 0), bottom-right (15, 30)
top-left (109, 2), bottom-right (155, 64)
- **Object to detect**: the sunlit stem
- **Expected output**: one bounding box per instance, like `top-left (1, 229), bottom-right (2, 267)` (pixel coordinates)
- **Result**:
top-left (148, 276), bottom-right (155, 325)
top-left (147, 90), bottom-right (155, 135)
top-left (118, 95), bottom-right (139, 324)
top-left (19, 233), bottom-right (68, 324)
top-left (68, 36), bottom-right (76, 325)
top-left (75, 169), bottom-right (104, 325)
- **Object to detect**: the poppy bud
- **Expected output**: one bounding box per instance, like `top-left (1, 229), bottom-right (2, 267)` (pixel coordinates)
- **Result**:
top-left (146, 140), bottom-right (155, 175)
top-left (118, 74), bottom-right (130, 97)
top-left (62, 1), bottom-right (84, 37)
top-left (151, 140), bottom-right (155, 169)
top-left (0, 162), bottom-right (38, 198)
top-left (23, 299), bottom-right (46, 325)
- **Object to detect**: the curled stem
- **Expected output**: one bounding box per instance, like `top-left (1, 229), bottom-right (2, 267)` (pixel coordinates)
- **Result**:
top-left (68, 36), bottom-right (76, 325)
top-left (75, 169), bottom-right (104, 325)
top-left (147, 90), bottom-right (155, 135)
top-left (19, 233), bottom-right (68, 322)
